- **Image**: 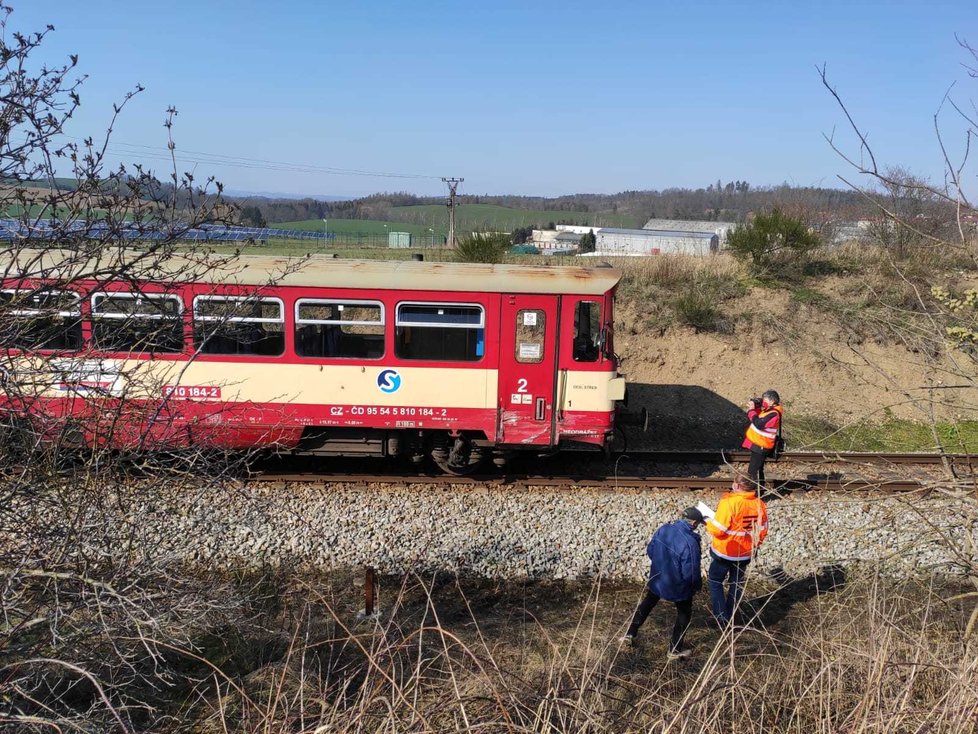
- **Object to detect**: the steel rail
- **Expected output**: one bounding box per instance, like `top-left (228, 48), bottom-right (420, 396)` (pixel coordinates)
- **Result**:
top-left (247, 472), bottom-right (926, 493)
top-left (242, 450), bottom-right (973, 492)
top-left (596, 450), bottom-right (975, 465)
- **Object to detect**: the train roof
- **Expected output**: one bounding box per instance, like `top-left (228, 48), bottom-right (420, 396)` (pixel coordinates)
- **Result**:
top-left (0, 250), bottom-right (622, 296)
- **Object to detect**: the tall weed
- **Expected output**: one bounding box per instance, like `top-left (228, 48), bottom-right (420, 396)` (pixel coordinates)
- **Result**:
top-left (173, 572), bottom-right (978, 734)
top-left (616, 254), bottom-right (747, 333)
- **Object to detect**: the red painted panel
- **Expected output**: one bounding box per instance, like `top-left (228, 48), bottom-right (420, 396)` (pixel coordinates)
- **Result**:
top-left (6, 396), bottom-right (500, 450)
top-left (497, 294), bottom-right (559, 445)
top-left (557, 409), bottom-right (615, 446)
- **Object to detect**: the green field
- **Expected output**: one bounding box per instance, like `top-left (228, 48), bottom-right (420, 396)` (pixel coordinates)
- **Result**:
top-left (277, 203), bottom-right (644, 236)
top-left (192, 240), bottom-right (458, 260)
top-left (277, 217), bottom-right (445, 241)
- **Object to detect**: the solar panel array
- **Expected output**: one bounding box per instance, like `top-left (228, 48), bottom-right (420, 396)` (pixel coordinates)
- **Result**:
top-left (0, 219), bottom-right (336, 243)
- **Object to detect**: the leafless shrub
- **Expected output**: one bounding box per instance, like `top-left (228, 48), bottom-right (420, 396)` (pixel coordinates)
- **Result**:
top-left (158, 572), bottom-right (978, 734)
top-left (0, 5), bottom-right (304, 730)
top-left (818, 41), bottom-right (978, 640)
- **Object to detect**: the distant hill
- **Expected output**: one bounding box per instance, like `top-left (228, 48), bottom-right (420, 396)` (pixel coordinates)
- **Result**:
top-left (3, 177), bottom-right (82, 191)
top-left (245, 184), bottom-right (876, 229)
top-left (224, 189), bottom-right (352, 202)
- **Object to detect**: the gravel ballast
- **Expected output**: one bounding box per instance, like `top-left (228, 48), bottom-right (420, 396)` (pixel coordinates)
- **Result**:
top-left (25, 480), bottom-right (976, 581)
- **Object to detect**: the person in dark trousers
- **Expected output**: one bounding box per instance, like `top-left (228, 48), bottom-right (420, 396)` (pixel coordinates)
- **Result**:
top-left (622, 506), bottom-right (704, 658)
top-left (742, 389), bottom-right (783, 492)
top-left (705, 480), bottom-right (769, 626)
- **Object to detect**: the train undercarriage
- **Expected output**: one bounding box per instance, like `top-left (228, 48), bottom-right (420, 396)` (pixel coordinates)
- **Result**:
top-left (292, 427), bottom-right (515, 475)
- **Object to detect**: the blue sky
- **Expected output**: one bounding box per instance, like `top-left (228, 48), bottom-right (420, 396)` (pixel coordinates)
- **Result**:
top-left (14, 1), bottom-right (978, 199)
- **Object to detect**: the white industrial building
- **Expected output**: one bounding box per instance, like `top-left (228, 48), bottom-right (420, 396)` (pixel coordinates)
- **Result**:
top-left (529, 227), bottom-right (592, 255)
top-left (555, 224), bottom-right (597, 235)
top-left (591, 227), bottom-right (719, 256)
top-left (642, 217), bottom-right (736, 243)
top-left (530, 224), bottom-right (721, 256)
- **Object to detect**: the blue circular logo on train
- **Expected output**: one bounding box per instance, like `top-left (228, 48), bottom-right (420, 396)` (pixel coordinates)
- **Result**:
top-left (377, 369), bottom-right (402, 394)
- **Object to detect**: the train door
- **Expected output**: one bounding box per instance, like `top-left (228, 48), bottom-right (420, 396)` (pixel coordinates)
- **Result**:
top-left (497, 294), bottom-right (559, 445)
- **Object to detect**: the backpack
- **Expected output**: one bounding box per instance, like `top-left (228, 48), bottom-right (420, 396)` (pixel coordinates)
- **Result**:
top-left (772, 424), bottom-right (786, 460)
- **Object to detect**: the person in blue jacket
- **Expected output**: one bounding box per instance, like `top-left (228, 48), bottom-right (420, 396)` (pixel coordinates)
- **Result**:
top-left (622, 506), bottom-right (704, 658)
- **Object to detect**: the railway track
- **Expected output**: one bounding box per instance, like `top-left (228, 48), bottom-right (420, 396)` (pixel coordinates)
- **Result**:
top-left (246, 450), bottom-right (973, 492)
top-left (251, 472), bottom-right (927, 492)
top-left (612, 450), bottom-right (975, 466)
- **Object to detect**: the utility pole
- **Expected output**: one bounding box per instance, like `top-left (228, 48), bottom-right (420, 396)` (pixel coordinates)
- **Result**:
top-left (442, 177), bottom-right (463, 249)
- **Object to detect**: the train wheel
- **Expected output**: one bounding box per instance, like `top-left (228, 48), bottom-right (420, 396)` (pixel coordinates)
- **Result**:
top-left (432, 434), bottom-right (485, 475)
top-left (433, 455), bottom-right (484, 475)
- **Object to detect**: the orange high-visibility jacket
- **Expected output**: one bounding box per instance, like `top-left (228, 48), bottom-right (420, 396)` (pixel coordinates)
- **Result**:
top-left (706, 490), bottom-right (769, 561)
top-left (744, 405), bottom-right (783, 452)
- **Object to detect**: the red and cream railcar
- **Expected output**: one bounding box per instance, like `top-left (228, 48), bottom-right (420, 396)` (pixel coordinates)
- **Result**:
top-left (0, 251), bottom-right (625, 472)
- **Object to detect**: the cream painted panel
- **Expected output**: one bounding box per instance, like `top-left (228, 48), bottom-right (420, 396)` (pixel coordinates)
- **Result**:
top-left (18, 359), bottom-right (497, 408)
top-left (560, 370), bottom-right (622, 412)
top-left (10, 356), bottom-right (501, 408)
top-left (9, 357), bottom-right (185, 399)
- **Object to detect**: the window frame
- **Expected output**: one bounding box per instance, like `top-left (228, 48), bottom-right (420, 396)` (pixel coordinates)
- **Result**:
top-left (89, 291), bottom-right (185, 354)
top-left (193, 294), bottom-right (284, 324)
top-left (91, 291), bottom-right (184, 320)
top-left (394, 301), bottom-right (486, 363)
top-left (1, 288), bottom-right (83, 351)
top-left (294, 297), bottom-right (386, 360)
top-left (395, 301), bottom-right (485, 329)
top-left (295, 298), bottom-right (385, 328)
top-left (2, 288), bottom-right (81, 317)
top-left (572, 299), bottom-right (602, 364)
top-left (192, 294), bottom-right (286, 357)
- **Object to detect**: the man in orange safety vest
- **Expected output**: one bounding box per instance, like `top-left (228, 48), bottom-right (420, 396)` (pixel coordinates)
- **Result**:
top-left (742, 389), bottom-right (783, 492)
top-left (705, 479), bottom-right (768, 626)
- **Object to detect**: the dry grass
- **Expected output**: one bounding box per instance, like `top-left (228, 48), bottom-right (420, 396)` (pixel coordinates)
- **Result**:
top-left (615, 254), bottom-right (748, 333)
top-left (172, 570), bottom-right (978, 734)
top-left (609, 242), bottom-right (978, 348)
top-left (614, 253), bottom-right (746, 292)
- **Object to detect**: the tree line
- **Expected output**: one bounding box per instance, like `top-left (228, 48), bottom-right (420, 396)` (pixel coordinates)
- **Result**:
top-left (227, 184), bottom-right (885, 228)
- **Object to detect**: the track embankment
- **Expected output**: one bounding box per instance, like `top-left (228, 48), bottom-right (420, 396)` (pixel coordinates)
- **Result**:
top-left (21, 470), bottom-right (974, 583)
top-left (248, 450), bottom-right (971, 491)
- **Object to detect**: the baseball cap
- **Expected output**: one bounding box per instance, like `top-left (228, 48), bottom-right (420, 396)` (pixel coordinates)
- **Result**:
top-left (682, 506), bottom-right (704, 523)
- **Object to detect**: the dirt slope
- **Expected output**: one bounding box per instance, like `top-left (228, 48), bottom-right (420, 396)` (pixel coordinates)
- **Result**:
top-left (614, 288), bottom-right (978, 449)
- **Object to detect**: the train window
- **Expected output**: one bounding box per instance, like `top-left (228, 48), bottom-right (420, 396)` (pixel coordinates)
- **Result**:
top-left (91, 293), bottom-right (184, 353)
top-left (295, 299), bottom-right (385, 359)
top-left (395, 303), bottom-right (484, 362)
top-left (193, 296), bottom-right (285, 356)
top-left (573, 301), bottom-right (601, 362)
top-left (0, 289), bottom-right (82, 351)
top-left (515, 309), bottom-right (546, 364)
